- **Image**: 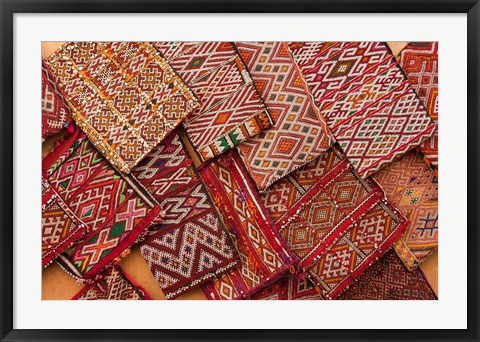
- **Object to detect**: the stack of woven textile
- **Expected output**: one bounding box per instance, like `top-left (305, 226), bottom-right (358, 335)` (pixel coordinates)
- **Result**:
top-left (41, 41), bottom-right (438, 300)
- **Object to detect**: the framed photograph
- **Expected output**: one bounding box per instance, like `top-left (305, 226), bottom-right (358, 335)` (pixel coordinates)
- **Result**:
top-left (1, 0), bottom-right (479, 341)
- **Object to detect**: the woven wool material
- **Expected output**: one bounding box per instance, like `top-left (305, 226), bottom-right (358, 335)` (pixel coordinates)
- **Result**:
top-left (338, 249), bottom-right (437, 300)
top-left (42, 179), bottom-right (88, 268)
top-left (288, 42), bottom-right (436, 178)
top-left (373, 150), bottom-right (438, 270)
top-left (43, 127), bottom-right (161, 280)
top-left (199, 150), bottom-right (297, 300)
top-left (234, 42), bottom-right (334, 191)
top-left (306, 200), bottom-right (408, 299)
top-left (261, 146), bottom-right (384, 274)
top-left (153, 42), bottom-right (273, 162)
top-left (45, 42), bottom-right (199, 173)
top-left (42, 60), bottom-right (72, 142)
top-left (250, 275), bottom-right (321, 300)
top-left (72, 265), bottom-right (151, 300)
top-left (133, 130), bottom-right (239, 299)
top-left (261, 147), bottom-right (409, 298)
top-left (399, 42), bottom-right (438, 174)
top-left (251, 249), bottom-right (436, 300)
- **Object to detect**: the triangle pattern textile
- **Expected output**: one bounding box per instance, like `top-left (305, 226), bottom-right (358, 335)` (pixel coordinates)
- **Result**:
top-left (288, 42), bottom-right (436, 178)
top-left (153, 42), bottom-right (273, 163)
top-left (45, 42), bottom-right (199, 173)
top-left (72, 265), bottom-right (151, 300)
top-left (133, 129), bottom-right (239, 299)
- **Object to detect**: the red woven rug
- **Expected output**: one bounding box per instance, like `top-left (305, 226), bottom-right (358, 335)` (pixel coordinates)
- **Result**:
top-left (153, 42), bottom-right (273, 163)
top-left (42, 60), bottom-right (72, 142)
top-left (288, 42), bottom-right (435, 178)
top-left (399, 42), bottom-right (438, 174)
top-left (235, 42), bottom-right (334, 191)
top-left (134, 130), bottom-right (239, 299)
top-left (45, 42), bottom-right (198, 173)
top-left (251, 249), bottom-right (436, 300)
top-left (338, 249), bottom-right (437, 300)
top-left (72, 265), bottom-right (151, 300)
top-left (199, 150), bottom-right (297, 299)
top-left (261, 144), bottom-right (408, 298)
top-left (43, 126), bottom-right (161, 281)
top-left (373, 150), bottom-right (438, 270)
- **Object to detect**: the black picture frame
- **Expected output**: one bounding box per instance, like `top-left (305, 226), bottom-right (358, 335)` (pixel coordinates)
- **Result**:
top-left (1, 1), bottom-right (479, 341)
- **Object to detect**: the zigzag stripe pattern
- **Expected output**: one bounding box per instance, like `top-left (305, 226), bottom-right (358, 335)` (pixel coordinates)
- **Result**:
top-left (129, 127), bottom-right (239, 299)
top-left (141, 211), bottom-right (238, 299)
top-left (235, 42), bottom-right (334, 191)
top-left (200, 150), bottom-right (296, 300)
top-left (289, 42), bottom-right (436, 178)
top-left (153, 42), bottom-right (273, 162)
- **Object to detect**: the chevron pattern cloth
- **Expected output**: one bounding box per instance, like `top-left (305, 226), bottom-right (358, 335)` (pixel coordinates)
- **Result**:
top-left (199, 150), bottom-right (297, 300)
top-left (43, 127), bottom-right (161, 281)
top-left (42, 60), bottom-right (72, 142)
top-left (153, 42), bottom-right (273, 162)
top-left (45, 42), bottom-right (198, 173)
top-left (373, 150), bottom-right (438, 270)
top-left (235, 42), bottom-right (335, 191)
top-left (288, 42), bottom-right (436, 178)
top-left (41, 41), bottom-right (439, 301)
top-left (399, 42), bottom-right (438, 174)
top-left (72, 265), bottom-right (151, 300)
top-left (134, 129), bottom-right (239, 299)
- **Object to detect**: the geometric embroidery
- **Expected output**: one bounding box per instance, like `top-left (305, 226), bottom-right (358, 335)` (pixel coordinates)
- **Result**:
top-left (399, 42), bottom-right (438, 174)
top-left (153, 42), bottom-right (273, 162)
top-left (42, 60), bottom-right (72, 142)
top-left (249, 274), bottom-right (322, 300)
top-left (42, 180), bottom-right (87, 268)
top-left (72, 265), bottom-right (151, 300)
top-left (140, 211), bottom-right (239, 299)
top-left (261, 145), bottom-right (384, 274)
top-left (43, 126), bottom-right (161, 281)
top-left (338, 249), bottom-right (437, 300)
top-left (373, 150), bottom-right (438, 270)
top-left (305, 200), bottom-right (408, 299)
top-left (253, 248), bottom-right (436, 300)
top-left (200, 150), bottom-right (297, 300)
top-left (289, 42), bottom-right (436, 178)
top-left (134, 129), bottom-right (239, 299)
top-left (45, 42), bottom-right (199, 173)
top-left (235, 42), bottom-right (334, 191)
